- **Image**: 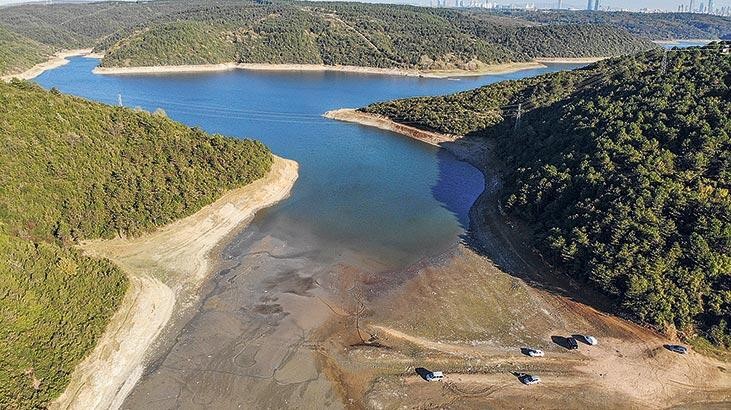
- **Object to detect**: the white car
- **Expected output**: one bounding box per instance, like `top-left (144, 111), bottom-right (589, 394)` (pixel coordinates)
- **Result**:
top-left (519, 374), bottom-right (541, 385)
top-left (524, 348), bottom-right (545, 357)
top-left (425, 371), bottom-right (444, 381)
top-left (579, 335), bottom-right (598, 345)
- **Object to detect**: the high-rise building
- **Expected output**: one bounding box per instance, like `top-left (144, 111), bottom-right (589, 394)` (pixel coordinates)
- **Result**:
top-left (557, 0), bottom-right (562, 9)
top-left (594, 0), bottom-right (600, 11)
top-left (708, 0), bottom-right (714, 14)
top-left (690, 0), bottom-right (695, 12)
top-left (587, 0), bottom-right (593, 10)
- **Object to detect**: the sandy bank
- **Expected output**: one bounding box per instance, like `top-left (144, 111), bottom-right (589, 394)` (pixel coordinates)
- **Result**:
top-left (1, 49), bottom-right (93, 81)
top-left (653, 39), bottom-right (716, 45)
top-left (93, 61), bottom-right (548, 78)
top-left (534, 56), bottom-right (606, 64)
top-left (324, 108), bottom-right (458, 147)
top-left (51, 156), bottom-right (298, 410)
top-left (83, 52), bottom-right (105, 59)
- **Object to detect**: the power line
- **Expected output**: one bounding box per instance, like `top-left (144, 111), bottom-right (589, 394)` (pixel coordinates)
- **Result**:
top-left (121, 94), bottom-right (323, 119)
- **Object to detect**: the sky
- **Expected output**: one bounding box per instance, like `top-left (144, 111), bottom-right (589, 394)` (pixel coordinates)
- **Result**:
top-left (0, 0), bottom-right (730, 11)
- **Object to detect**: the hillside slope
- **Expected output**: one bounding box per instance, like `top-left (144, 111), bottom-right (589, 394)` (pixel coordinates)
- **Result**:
top-left (0, 1), bottom-right (182, 48)
top-left (99, 2), bottom-right (655, 70)
top-left (2, 1), bottom-right (730, 75)
top-left (0, 26), bottom-right (53, 76)
top-left (0, 80), bottom-right (273, 408)
top-left (362, 44), bottom-right (731, 346)
top-left (4, 1), bottom-right (730, 75)
top-left (493, 10), bottom-right (731, 40)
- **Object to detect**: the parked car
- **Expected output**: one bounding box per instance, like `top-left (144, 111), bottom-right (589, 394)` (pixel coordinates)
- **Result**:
top-left (579, 335), bottom-right (598, 346)
top-left (519, 374), bottom-right (541, 385)
top-left (524, 348), bottom-right (545, 357)
top-left (425, 371), bottom-right (444, 381)
top-left (665, 344), bottom-right (688, 354)
top-left (566, 337), bottom-right (579, 350)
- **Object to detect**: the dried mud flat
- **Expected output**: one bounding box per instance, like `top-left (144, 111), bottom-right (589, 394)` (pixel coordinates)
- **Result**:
top-left (320, 111), bottom-right (730, 409)
top-left (318, 245), bottom-right (730, 409)
top-left (117, 211), bottom-right (391, 409)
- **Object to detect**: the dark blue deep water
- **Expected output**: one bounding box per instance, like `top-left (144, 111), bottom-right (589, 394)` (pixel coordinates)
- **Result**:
top-left (36, 58), bottom-right (584, 268)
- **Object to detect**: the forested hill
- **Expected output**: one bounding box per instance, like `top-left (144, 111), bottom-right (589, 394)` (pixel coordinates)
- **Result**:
top-left (0, 26), bottom-right (52, 76)
top-left (362, 43), bottom-right (731, 347)
top-left (97, 2), bottom-right (654, 70)
top-left (0, 80), bottom-right (273, 408)
top-left (493, 10), bottom-right (731, 40)
top-left (0, 1), bottom-right (671, 74)
top-left (1, 1), bottom-right (729, 74)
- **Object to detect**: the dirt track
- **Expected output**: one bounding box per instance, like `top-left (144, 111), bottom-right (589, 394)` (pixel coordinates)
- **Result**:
top-left (317, 246), bottom-right (729, 409)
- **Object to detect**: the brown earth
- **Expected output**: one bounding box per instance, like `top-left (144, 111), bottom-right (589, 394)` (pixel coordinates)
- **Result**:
top-left (320, 111), bottom-right (730, 409)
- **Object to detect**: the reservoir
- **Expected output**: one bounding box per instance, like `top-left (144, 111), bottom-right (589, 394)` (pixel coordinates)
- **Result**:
top-left (37, 58), bottom-right (583, 269)
top-left (36, 59), bottom-right (587, 408)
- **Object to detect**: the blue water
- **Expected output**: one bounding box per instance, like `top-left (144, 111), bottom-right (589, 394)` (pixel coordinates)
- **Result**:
top-left (36, 58), bottom-right (585, 268)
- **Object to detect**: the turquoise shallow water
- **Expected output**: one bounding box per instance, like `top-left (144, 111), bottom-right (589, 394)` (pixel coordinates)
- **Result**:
top-left (36, 58), bottom-right (585, 269)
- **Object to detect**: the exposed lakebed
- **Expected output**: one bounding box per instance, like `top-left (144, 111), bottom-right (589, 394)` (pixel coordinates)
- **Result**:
top-left (36, 58), bottom-right (586, 408)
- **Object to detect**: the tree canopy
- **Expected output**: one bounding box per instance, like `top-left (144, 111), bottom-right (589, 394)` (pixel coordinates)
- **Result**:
top-left (363, 44), bottom-right (731, 347)
top-left (97, 2), bottom-right (655, 70)
top-left (0, 80), bottom-right (272, 407)
top-left (0, 0), bottom-right (677, 74)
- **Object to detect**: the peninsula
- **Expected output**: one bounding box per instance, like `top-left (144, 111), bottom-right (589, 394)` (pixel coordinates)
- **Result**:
top-left (330, 44), bottom-right (731, 348)
top-left (0, 80), bottom-right (297, 408)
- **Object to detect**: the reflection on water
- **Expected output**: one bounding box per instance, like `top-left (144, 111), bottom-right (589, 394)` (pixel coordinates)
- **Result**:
top-left (432, 149), bottom-right (485, 229)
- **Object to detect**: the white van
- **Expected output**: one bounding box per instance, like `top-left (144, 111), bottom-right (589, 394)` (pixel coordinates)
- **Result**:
top-left (426, 371), bottom-right (444, 381)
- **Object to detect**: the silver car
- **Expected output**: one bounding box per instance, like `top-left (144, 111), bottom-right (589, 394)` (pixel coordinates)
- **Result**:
top-left (519, 374), bottom-right (541, 385)
top-left (666, 344), bottom-right (688, 354)
top-left (579, 335), bottom-right (598, 345)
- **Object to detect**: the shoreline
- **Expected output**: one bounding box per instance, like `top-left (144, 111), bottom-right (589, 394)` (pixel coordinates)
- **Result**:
top-left (653, 38), bottom-right (716, 45)
top-left (534, 56), bottom-right (606, 64)
top-left (51, 156), bottom-right (299, 410)
top-left (324, 108), bottom-right (458, 147)
top-left (1, 49), bottom-right (93, 81)
top-left (92, 61), bottom-right (551, 78)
